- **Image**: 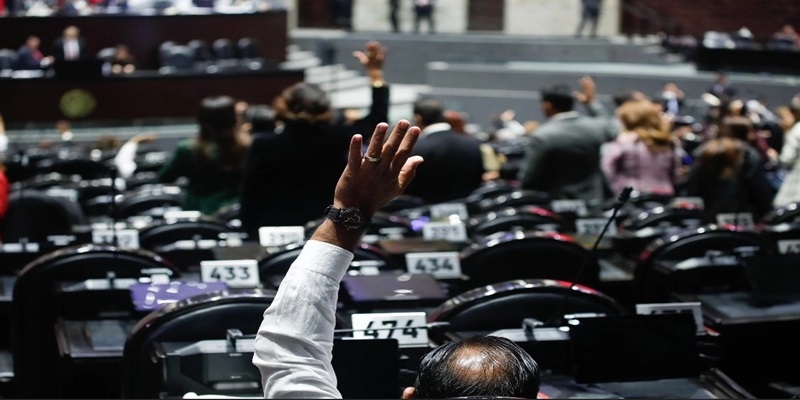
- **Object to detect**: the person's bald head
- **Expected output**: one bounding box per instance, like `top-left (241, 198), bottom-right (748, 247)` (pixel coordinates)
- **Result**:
top-left (405, 335), bottom-right (540, 399)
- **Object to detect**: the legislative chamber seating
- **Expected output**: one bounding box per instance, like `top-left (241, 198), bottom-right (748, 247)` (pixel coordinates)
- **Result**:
top-left (633, 224), bottom-right (777, 303)
top-left (258, 240), bottom-right (400, 289)
top-left (11, 244), bottom-right (179, 398)
top-left (0, 146), bottom-right (789, 398)
top-left (459, 230), bottom-right (601, 292)
top-left (466, 205), bottom-right (563, 237)
top-left (426, 278), bottom-right (627, 335)
top-left (139, 217), bottom-right (244, 270)
top-left (121, 288), bottom-right (276, 398)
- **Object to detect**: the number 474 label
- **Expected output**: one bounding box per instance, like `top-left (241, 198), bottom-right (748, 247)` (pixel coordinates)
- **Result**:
top-left (351, 312), bottom-right (429, 347)
top-left (200, 259), bottom-right (260, 288)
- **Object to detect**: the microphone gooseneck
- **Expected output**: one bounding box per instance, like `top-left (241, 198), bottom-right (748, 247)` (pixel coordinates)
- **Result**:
top-left (541, 186), bottom-right (633, 327)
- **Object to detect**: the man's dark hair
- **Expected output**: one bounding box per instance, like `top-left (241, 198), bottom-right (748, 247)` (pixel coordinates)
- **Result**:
top-left (414, 335), bottom-right (541, 399)
top-left (540, 84), bottom-right (574, 113)
top-left (413, 97), bottom-right (447, 126)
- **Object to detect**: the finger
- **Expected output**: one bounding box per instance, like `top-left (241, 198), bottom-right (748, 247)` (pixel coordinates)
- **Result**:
top-left (390, 126), bottom-right (420, 175)
top-left (352, 50), bottom-right (368, 64)
top-left (347, 134), bottom-right (363, 170)
top-left (365, 123), bottom-right (389, 159)
top-left (397, 156), bottom-right (424, 191)
top-left (381, 120), bottom-right (410, 161)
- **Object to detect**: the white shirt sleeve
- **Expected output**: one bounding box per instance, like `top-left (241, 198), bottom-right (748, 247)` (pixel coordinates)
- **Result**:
top-left (114, 140), bottom-right (139, 179)
top-left (252, 240), bottom-right (354, 399)
top-left (780, 122), bottom-right (800, 167)
top-left (0, 134), bottom-right (8, 156)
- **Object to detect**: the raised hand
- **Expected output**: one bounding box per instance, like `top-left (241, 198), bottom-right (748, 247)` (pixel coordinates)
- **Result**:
top-left (352, 40), bottom-right (386, 72)
top-left (333, 120), bottom-right (423, 216)
top-left (573, 75), bottom-right (597, 104)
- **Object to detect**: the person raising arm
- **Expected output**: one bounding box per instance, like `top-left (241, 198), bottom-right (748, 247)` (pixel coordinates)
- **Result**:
top-left (252, 120), bottom-right (423, 398)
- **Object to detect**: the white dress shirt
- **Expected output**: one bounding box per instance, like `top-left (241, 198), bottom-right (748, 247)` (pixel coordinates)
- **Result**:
top-left (65, 39), bottom-right (80, 60)
top-left (0, 134), bottom-right (8, 156)
top-left (419, 122), bottom-right (451, 140)
top-left (114, 140), bottom-right (139, 179)
top-left (252, 240), bottom-right (354, 398)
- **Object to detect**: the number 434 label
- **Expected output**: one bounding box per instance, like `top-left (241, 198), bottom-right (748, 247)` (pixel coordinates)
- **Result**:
top-left (200, 259), bottom-right (260, 288)
top-left (351, 312), bottom-right (428, 347)
top-left (405, 252), bottom-right (462, 279)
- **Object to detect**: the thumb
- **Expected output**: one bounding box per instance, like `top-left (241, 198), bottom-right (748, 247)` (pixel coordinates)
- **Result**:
top-left (398, 156), bottom-right (424, 191)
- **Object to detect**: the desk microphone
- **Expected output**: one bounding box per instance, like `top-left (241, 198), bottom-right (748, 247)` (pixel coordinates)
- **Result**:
top-left (541, 186), bottom-right (633, 327)
top-left (108, 166), bottom-right (120, 248)
top-left (18, 150), bottom-right (30, 251)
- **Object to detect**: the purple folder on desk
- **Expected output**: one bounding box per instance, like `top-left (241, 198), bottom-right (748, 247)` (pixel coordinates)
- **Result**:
top-left (130, 281), bottom-right (229, 312)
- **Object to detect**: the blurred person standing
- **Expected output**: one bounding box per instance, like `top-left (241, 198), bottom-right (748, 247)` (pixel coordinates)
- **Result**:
top-left (575, 0), bottom-right (602, 38)
top-left (389, 0), bottom-right (400, 32)
top-left (239, 41), bottom-right (389, 236)
top-left (52, 25), bottom-right (88, 62)
top-left (774, 95), bottom-right (800, 208)
top-left (601, 100), bottom-right (684, 196)
top-left (518, 76), bottom-right (617, 207)
top-left (413, 0), bottom-right (435, 34)
top-left (403, 97), bottom-right (485, 203)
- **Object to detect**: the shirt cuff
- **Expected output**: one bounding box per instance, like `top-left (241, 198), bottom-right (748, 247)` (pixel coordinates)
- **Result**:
top-left (295, 240), bottom-right (355, 283)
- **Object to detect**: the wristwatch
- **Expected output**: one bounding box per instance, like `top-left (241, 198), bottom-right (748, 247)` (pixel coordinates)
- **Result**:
top-left (324, 205), bottom-right (371, 231)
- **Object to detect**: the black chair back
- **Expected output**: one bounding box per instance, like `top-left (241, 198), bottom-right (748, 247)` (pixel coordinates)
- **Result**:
top-left (634, 224), bottom-right (776, 302)
top-left (0, 49), bottom-right (17, 70)
top-left (468, 206), bottom-right (562, 237)
top-left (459, 231), bottom-right (599, 292)
top-left (161, 45), bottom-right (195, 71)
top-left (11, 245), bottom-right (176, 398)
top-left (474, 190), bottom-right (551, 213)
top-left (115, 186), bottom-right (184, 219)
top-left (764, 202), bottom-right (800, 225)
top-left (259, 241), bottom-right (399, 288)
top-left (187, 39), bottom-right (212, 62)
top-left (121, 288), bottom-right (275, 398)
top-left (237, 37), bottom-right (261, 59)
top-left (139, 218), bottom-right (234, 250)
top-left (427, 279), bottom-right (626, 334)
top-left (212, 38), bottom-right (236, 60)
top-left (1, 190), bottom-right (84, 242)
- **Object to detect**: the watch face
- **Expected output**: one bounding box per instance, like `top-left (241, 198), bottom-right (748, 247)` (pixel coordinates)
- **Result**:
top-left (341, 207), bottom-right (368, 230)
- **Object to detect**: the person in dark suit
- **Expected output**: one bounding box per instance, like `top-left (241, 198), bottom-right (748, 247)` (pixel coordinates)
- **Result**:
top-left (403, 96), bottom-right (485, 204)
top-left (239, 40), bottom-right (389, 237)
top-left (413, 0), bottom-right (435, 34)
top-left (576, 0), bottom-right (602, 38)
top-left (52, 25), bottom-right (88, 62)
top-left (14, 36), bottom-right (53, 70)
top-left (518, 76), bottom-right (617, 208)
top-left (389, 0), bottom-right (400, 33)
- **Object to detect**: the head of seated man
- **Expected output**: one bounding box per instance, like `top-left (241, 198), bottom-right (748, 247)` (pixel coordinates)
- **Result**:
top-left (404, 335), bottom-right (541, 399)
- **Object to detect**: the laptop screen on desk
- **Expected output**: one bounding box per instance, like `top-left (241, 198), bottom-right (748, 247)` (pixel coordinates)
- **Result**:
top-left (342, 273), bottom-right (448, 303)
top-left (569, 313), bottom-right (700, 383)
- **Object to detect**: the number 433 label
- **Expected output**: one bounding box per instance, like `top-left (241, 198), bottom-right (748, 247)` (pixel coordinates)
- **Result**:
top-left (200, 259), bottom-right (260, 288)
top-left (405, 252), bottom-right (462, 279)
top-left (351, 312), bottom-right (428, 347)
